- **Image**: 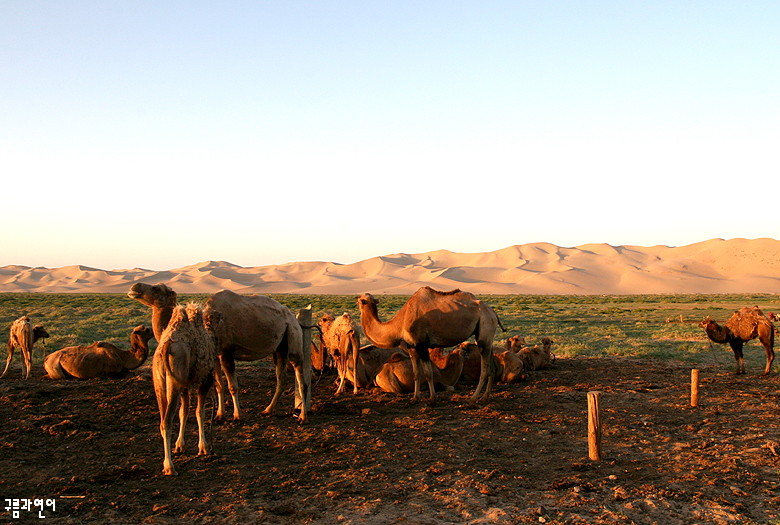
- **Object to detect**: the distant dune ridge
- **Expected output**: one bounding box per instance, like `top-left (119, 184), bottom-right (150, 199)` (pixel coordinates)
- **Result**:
top-left (2, 238), bottom-right (779, 295)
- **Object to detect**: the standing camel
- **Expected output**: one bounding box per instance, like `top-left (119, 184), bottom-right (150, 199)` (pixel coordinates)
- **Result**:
top-left (357, 286), bottom-right (503, 403)
top-left (2, 316), bottom-right (49, 379)
top-left (128, 283), bottom-right (312, 422)
top-left (318, 313), bottom-right (361, 394)
top-left (700, 306), bottom-right (775, 375)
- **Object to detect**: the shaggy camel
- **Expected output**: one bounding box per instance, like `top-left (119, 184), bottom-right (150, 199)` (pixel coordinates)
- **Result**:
top-left (44, 325), bottom-right (154, 380)
top-left (129, 283), bottom-right (312, 422)
top-left (458, 343), bottom-right (526, 384)
top-left (357, 286), bottom-right (503, 403)
top-left (700, 306), bottom-right (775, 375)
top-left (375, 347), bottom-right (464, 394)
top-left (505, 335), bottom-right (527, 352)
top-left (153, 303), bottom-right (218, 476)
top-left (2, 316), bottom-right (49, 379)
top-left (318, 313), bottom-right (361, 394)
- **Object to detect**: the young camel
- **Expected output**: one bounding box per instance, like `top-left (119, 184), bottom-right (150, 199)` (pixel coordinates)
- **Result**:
top-left (2, 316), bottom-right (50, 379)
top-left (129, 283), bottom-right (312, 423)
top-left (340, 344), bottom-right (398, 391)
top-left (458, 343), bottom-right (527, 384)
top-left (44, 325), bottom-right (154, 380)
top-left (357, 286), bottom-right (503, 404)
top-left (375, 347), bottom-right (465, 394)
top-left (318, 313), bottom-right (362, 394)
top-left (517, 337), bottom-right (555, 371)
top-left (153, 303), bottom-right (218, 476)
top-left (700, 306), bottom-right (775, 375)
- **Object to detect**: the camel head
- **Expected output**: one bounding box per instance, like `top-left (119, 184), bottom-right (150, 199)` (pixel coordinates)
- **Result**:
top-left (131, 325), bottom-right (155, 345)
top-left (505, 335), bottom-right (526, 352)
top-left (356, 293), bottom-right (378, 309)
top-left (699, 316), bottom-right (714, 329)
top-left (496, 351), bottom-right (526, 383)
top-left (32, 326), bottom-right (49, 345)
top-left (127, 282), bottom-right (177, 308)
top-left (318, 314), bottom-right (336, 332)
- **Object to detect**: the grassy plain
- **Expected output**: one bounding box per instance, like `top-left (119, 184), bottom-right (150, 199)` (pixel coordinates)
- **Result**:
top-left (1, 293), bottom-right (779, 374)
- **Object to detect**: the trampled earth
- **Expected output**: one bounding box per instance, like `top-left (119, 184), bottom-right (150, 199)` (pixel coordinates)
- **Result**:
top-left (1, 355), bottom-right (779, 524)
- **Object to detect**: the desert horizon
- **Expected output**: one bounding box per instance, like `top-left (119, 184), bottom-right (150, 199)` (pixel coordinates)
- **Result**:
top-left (1, 237), bottom-right (779, 295)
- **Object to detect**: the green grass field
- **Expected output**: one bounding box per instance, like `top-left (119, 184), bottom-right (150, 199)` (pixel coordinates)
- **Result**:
top-left (1, 293), bottom-right (778, 373)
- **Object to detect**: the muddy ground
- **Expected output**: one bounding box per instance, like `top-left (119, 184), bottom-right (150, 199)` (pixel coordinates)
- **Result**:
top-left (1, 355), bottom-right (779, 524)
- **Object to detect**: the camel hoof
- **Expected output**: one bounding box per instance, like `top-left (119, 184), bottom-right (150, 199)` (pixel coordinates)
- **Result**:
top-left (163, 467), bottom-right (178, 476)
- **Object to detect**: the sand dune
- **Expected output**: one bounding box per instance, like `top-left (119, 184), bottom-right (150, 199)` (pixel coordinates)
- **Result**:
top-left (1, 238), bottom-right (779, 295)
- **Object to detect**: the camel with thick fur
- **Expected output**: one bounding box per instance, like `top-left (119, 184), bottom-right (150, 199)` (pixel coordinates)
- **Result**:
top-left (44, 325), bottom-right (153, 379)
top-left (318, 313), bottom-right (361, 394)
top-left (2, 317), bottom-right (49, 379)
top-left (701, 306), bottom-right (775, 375)
top-left (357, 286), bottom-right (503, 403)
top-left (153, 303), bottom-right (218, 476)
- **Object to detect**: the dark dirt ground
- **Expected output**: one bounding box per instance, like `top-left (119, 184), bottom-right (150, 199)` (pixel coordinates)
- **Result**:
top-left (1, 355), bottom-right (779, 524)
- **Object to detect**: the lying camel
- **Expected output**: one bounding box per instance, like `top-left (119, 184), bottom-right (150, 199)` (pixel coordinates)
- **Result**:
top-left (153, 303), bottom-right (218, 476)
top-left (459, 343), bottom-right (526, 384)
top-left (701, 306), bottom-right (775, 375)
top-left (375, 347), bottom-right (464, 394)
top-left (318, 313), bottom-right (361, 394)
top-left (358, 286), bottom-right (503, 404)
top-left (505, 335), bottom-right (527, 352)
top-left (44, 326), bottom-right (154, 380)
top-left (339, 344), bottom-right (399, 391)
top-left (517, 337), bottom-right (555, 371)
top-left (2, 316), bottom-right (49, 379)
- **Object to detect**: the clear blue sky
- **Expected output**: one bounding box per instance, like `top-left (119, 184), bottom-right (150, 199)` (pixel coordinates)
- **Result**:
top-left (2, 1), bottom-right (778, 270)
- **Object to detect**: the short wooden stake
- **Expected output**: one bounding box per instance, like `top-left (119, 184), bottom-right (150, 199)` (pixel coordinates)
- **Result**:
top-left (587, 391), bottom-right (602, 461)
top-left (690, 369), bottom-right (699, 407)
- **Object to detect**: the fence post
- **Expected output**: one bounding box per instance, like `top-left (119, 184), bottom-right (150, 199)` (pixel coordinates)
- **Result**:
top-left (690, 369), bottom-right (699, 407)
top-left (587, 391), bottom-right (602, 461)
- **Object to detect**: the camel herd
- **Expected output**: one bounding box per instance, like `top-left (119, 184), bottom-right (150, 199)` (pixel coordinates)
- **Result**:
top-left (2, 284), bottom-right (776, 476)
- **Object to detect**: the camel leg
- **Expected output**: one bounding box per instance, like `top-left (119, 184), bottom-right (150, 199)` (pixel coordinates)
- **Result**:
top-left (262, 350), bottom-right (288, 416)
top-left (334, 352), bottom-right (347, 395)
top-left (406, 344), bottom-right (422, 404)
top-left (421, 358), bottom-right (436, 404)
top-left (730, 341), bottom-right (745, 375)
top-left (22, 347), bottom-right (32, 380)
top-left (174, 389), bottom-right (190, 454)
top-left (212, 365), bottom-right (226, 422)
top-left (471, 344), bottom-right (495, 403)
top-left (1, 343), bottom-right (14, 378)
top-left (161, 382), bottom-right (182, 476)
top-left (351, 334), bottom-right (360, 395)
top-left (219, 353), bottom-right (241, 422)
top-left (760, 330), bottom-right (775, 375)
top-left (196, 379), bottom-right (213, 456)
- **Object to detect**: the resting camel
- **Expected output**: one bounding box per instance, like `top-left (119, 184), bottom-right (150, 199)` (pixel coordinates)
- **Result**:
top-left (2, 316), bottom-right (49, 379)
top-left (129, 283), bottom-right (312, 423)
top-left (153, 303), bottom-right (218, 476)
top-left (505, 335), bottom-right (527, 352)
top-left (375, 347), bottom-right (464, 394)
top-left (459, 343), bottom-right (526, 384)
top-left (700, 306), bottom-right (775, 375)
top-left (517, 337), bottom-right (555, 371)
top-left (357, 286), bottom-right (503, 404)
top-left (336, 344), bottom-right (398, 391)
top-left (44, 325), bottom-right (154, 380)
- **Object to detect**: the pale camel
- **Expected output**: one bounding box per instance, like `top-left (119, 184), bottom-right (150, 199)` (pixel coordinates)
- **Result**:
top-left (505, 335), bottom-right (527, 352)
top-left (129, 283), bottom-right (312, 422)
top-left (375, 347), bottom-right (464, 394)
top-left (357, 286), bottom-right (503, 403)
top-left (700, 306), bottom-right (775, 375)
top-left (2, 316), bottom-right (49, 379)
top-left (517, 337), bottom-right (555, 371)
top-left (44, 325), bottom-right (154, 380)
top-left (318, 313), bottom-right (361, 394)
top-left (153, 303), bottom-right (218, 476)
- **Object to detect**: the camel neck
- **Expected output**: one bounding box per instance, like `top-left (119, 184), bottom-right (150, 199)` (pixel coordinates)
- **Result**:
top-left (152, 307), bottom-right (174, 341)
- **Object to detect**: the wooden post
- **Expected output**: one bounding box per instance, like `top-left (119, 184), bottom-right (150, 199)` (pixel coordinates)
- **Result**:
top-left (690, 369), bottom-right (699, 407)
top-left (587, 391), bottom-right (602, 461)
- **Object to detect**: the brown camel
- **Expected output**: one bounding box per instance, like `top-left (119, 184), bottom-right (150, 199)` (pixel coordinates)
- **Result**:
top-left (44, 325), bottom-right (154, 379)
top-left (700, 306), bottom-right (775, 375)
top-left (338, 344), bottom-right (398, 391)
top-left (2, 316), bottom-right (49, 379)
top-left (458, 343), bottom-right (526, 384)
top-left (357, 286), bottom-right (503, 403)
top-left (153, 303), bottom-right (218, 476)
top-left (517, 337), bottom-right (555, 371)
top-left (318, 313), bottom-right (361, 394)
top-left (129, 283), bottom-right (312, 422)
top-left (375, 347), bottom-right (464, 394)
